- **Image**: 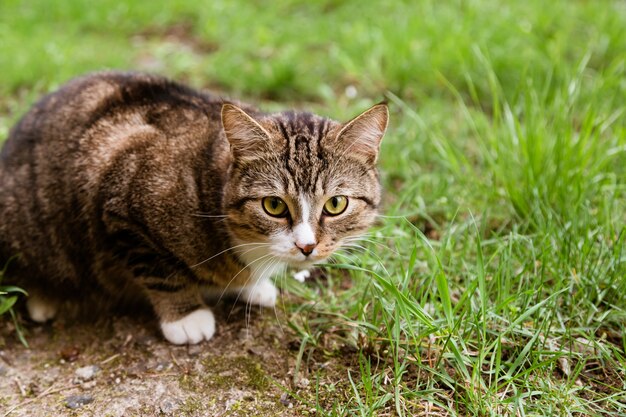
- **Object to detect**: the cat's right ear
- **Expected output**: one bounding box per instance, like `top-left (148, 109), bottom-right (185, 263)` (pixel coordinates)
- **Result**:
top-left (221, 104), bottom-right (272, 162)
top-left (333, 103), bottom-right (389, 164)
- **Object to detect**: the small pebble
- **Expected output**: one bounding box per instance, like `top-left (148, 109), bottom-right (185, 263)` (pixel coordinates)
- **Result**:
top-left (238, 328), bottom-right (253, 341)
top-left (280, 392), bottom-right (292, 406)
top-left (247, 346), bottom-right (265, 357)
top-left (65, 394), bottom-right (94, 409)
top-left (136, 335), bottom-right (156, 346)
top-left (82, 380), bottom-right (97, 389)
top-left (160, 398), bottom-right (181, 415)
top-left (297, 377), bottom-right (310, 388)
top-left (154, 361), bottom-right (171, 372)
top-left (59, 346), bottom-right (81, 362)
top-left (187, 344), bottom-right (203, 357)
top-left (75, 365), bottom-right (99, 381)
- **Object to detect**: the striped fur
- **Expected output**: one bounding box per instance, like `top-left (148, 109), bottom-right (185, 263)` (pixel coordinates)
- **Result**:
top-left (0, 72), bottom-right (388, 343)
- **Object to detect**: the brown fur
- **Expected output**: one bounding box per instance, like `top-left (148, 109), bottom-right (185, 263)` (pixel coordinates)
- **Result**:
top-left (0, 72), bottom-right (387, 340)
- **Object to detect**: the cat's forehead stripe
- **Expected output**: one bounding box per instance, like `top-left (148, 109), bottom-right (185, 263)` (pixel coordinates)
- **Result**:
top-left (273, 112), bottom-right (335, 195)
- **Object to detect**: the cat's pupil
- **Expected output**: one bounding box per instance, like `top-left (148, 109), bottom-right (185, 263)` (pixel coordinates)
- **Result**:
top-left (271, 198), bottom-right (279, 209)
top-left (331, 197), bottom-right (338, 208)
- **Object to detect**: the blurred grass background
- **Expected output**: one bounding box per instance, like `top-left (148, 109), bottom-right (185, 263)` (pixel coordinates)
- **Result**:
top-left (1, 0), bottom-right (625, 415)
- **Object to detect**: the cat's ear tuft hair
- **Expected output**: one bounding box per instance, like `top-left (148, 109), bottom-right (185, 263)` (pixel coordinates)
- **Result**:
top-left (221, 104), bottom-right (272, 162)
top-left (335, 103), bottom-right (388, 163)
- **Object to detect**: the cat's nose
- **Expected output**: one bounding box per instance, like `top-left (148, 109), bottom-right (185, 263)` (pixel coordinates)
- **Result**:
top-left (295, 242), bottom-right (317, 256)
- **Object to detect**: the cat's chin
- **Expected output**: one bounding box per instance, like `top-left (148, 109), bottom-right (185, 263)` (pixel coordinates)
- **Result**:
top-left (283, 256), bottom-right (326, 270)
top-left (287, 260), bottom-right (316, 269)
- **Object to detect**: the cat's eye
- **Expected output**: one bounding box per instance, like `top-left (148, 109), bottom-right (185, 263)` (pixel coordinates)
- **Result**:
top-left (262, 197), bottom-right (289, 217)
top-left (323, 196), bottom-right (348, 216)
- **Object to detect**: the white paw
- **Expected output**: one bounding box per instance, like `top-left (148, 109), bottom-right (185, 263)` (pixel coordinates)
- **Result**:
top-left (241, 279), bottom-right (278, 307)
top-left (292, 269), bottom-right (311, 283)
top-left (26, 296), bottom-right (58, 323)
top-left (160, 308), bottom-right (215, 345)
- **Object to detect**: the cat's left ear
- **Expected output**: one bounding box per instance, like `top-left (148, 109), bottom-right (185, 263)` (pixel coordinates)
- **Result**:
top-left (335, 103), bottom-right (389, 164)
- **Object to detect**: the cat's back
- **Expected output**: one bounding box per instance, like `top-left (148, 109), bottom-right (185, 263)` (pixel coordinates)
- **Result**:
top-left (1, 72), bottom-right (224, 165)
top-left (0, 72), bottom-right (227, 214)
top-left (0, 72), bottom-right (229, 285)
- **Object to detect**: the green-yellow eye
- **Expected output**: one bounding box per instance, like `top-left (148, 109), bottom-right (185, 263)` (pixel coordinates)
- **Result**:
top-left (323, 195), bottom-right (348, 216)
top-left (262, 197), bottom-right (288, 217)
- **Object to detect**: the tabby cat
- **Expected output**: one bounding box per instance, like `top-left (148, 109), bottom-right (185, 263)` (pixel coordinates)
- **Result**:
top-left (0, 72), bottom-right (388, 344)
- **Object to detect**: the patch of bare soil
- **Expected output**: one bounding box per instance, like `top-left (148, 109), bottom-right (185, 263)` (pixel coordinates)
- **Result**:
top-left (0, 300), bottom-right (317, 416)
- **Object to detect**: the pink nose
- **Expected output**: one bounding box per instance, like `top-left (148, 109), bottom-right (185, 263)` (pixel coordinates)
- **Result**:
top-left (296, 242), bottom-right (317, 256)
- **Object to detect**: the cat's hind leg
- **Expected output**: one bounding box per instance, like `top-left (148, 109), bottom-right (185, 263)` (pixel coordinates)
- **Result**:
top-left (26, 294), bottom-right (59, 323)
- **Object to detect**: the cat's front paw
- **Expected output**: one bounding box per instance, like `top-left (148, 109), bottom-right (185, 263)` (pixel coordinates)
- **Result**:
top-left (160, 308), bottom-right (215, 345)
top-left (241, 279), bottom-right (278, 307)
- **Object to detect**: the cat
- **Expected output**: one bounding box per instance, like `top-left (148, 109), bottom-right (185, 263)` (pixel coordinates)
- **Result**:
top-left (0, 72), bottom-right (388, 344)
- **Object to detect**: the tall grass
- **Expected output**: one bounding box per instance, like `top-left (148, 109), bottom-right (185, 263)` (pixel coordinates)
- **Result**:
top-left (1, 0), bottom-right (625, 414)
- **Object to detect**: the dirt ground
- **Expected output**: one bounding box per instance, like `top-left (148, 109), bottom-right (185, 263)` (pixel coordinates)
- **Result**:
top-left (0, 297), bottom-right (329, 417)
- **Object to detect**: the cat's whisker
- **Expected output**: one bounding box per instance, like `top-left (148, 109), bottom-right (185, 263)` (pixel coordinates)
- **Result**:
top-left (332, 250), bottom-right (361, 264)
top-left (343, 234), bottom-right (400, 268)
top-left (231, 244), bottom-right (275, 265)
top-left (342, 232), bottom-right (396, 252)
top-left (327, 255), bottom-right (339, 265)
top-left (335, 252), bottom-right (361, 266)
top-left (375, 214), bottom-right (412, 219)
top-left (342, 232), bottom-right (372, 241)
top-left (218, 252), bottom-right (275, 305)
top-left (343, 231), bottom-right (384, 241)
top-left (272, 268), bottom-right (288, 337)
top-left (336, 243), bottom-right (392, 278)
top-left (262, 257), bottom-right (282, 328)
top-left (243, 257), bottom-right (273, 324)
top-left (193, 217), bottom-right (230, 224)
top-left (346, 237), bottom-right (398, 256)
top-left (190, 213), bottom-right (229, 218)
top-left (190, 242), bottom-right (272, 269)
top-left (244, 256), bottom-right (279, 331)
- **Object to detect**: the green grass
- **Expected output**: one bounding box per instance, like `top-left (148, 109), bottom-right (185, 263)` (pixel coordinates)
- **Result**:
top-left (1, 0), bottom-right (625, 415)
top-left (0, 262), bottom-right (28, 347)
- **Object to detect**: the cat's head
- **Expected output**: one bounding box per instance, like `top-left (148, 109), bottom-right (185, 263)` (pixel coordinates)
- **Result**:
top-left (221, 103), bottom-right (388, 270)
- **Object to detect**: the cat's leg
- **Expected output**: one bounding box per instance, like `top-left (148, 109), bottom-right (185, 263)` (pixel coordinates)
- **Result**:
top-left (240, 277), bottom-right (278, 307)
top-left (143, 282), bottom-right (215, 345)
top-left (115, 231), bottom-right (216, 344)
top-left (160, 309), bottom-right (215, 345)
top-left (26, 294), bottom-right (59, 323)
